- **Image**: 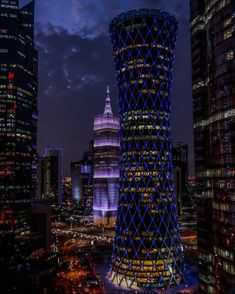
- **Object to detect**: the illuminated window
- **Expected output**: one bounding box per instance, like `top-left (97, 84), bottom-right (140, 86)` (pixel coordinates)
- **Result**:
top-left (224, 29), bottom-right (232, 40)
top-left (226, 50), bottom-right (233, 60)
top-left (224, 18), bottom-right (231, 27)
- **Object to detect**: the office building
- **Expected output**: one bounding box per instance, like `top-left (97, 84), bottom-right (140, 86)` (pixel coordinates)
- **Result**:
top-left (172, 142), bottom-right (188, 216)
top-left (71, 161), bottom-right (82, 202)
top-left (109, 9), bottom-right (184, 289)
top-left (31, 203), bottom-right (51, 253)
top-left (71, 149), bottom-right (93, 215)
top-left (36, 155), bottom-right (45, 201)
top-left (0, 0), bottom-right (38, 268)
top-left (81, 150), bottom-right (93, 215)
top-left (36, 148), bottom-right (63, 205)
top-left (62, 176), bottom-right (72, 201)
top-left (190, 0), bottom-right (235, 292)
top-left (93, 86), bottom-right (120, 226)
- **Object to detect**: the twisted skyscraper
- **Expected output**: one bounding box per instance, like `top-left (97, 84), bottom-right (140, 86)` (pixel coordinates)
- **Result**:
top-left (109, 9), bottom-right (184, 289)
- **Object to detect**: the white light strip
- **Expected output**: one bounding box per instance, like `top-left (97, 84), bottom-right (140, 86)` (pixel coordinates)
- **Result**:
top-left (194, 107), bottom-right (235, 128)
top-left (192, 79), bottom-right (209, 90)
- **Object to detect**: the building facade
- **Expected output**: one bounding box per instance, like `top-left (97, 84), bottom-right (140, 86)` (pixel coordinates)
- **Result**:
top-left (62, 176), bottom-right (72, 202)
top-left (93, 86), bottom-right (120, 226)
top-left (109, 9), bottom-right (184, 289)
top-left (190, 0), bottom-right (235, 293)
top-left (36, 148), bottom-right (63, 205)
top-left (71, 161), bottom-right (82, 202)
top-left (80, 150), bottom-right (93, 216)
top-left (31, 202), bottom-right (52, 253)
top-left (0, 0), bottom-right (38, 267)
top-left (71, 149), bottom-right (93, 215)
top-left (172, 142), bottom-right (188, 216)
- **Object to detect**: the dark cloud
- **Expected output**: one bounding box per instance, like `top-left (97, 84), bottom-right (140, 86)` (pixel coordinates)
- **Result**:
top-left (33, 0), bottom-right (194, 175)
top-left (36, 24), bottom-right (117, 173)
top-left (70, 0), bottom-right (189, 37)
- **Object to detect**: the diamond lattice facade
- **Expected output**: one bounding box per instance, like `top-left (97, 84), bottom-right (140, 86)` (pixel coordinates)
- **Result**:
top-left (109, 9), bottom-right (184, 289)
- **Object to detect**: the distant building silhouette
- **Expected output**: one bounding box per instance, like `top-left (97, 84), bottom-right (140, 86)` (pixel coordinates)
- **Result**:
top-left (71, 148), bottom-right (93, 215)
top-left (172, 142), bottom-right (188, 216)
top-left (71, 161), bottom-right (82, 202)
top-left (31, 203), bottom-right (52, 252)
top-left (36, 148), bottom-right (63, 205)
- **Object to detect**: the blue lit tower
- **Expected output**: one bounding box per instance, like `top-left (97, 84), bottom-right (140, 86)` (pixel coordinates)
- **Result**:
top-left (109, 9), bottom-right (184, 289)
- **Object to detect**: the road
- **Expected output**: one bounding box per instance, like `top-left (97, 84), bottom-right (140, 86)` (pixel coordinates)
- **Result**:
top-left (53, 227), bottom-right (103, 294)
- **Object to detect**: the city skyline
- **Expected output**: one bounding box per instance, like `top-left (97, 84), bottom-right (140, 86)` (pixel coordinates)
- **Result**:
top-left (20, 0), bottom-right (193, 176)
top-left (0, 1), bottom-right (234, 293)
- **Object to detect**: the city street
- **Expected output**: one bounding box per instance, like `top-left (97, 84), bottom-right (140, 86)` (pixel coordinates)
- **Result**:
top-left (54, 225), bottom-right (103, 294)
top-left (52, 223), bottom-right (198, 294)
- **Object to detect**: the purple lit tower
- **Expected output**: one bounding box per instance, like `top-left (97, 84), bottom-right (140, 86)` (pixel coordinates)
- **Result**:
top-left (93, 86), bottom-right (120, 226)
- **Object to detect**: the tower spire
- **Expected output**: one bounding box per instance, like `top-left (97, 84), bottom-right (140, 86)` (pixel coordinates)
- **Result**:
top-left (104, 85), bottom-right (112, 115)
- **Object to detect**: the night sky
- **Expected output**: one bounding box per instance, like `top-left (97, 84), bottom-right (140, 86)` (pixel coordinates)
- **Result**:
top-left (20, 0), bottom-right (194, 176)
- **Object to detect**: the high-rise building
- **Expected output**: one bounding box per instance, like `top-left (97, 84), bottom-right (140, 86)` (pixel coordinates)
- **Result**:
top-left (36, 155), bottom-right (46, 201)
top-left (62, 176), bottom-right (72, 201)
top-left (80, 150), bottom-right (93, 215)
top-left (0, 0), bottom-right (38, 267)
top-left (109, 9), bottom-right (184, 289)
top-left (71, 161), bottom-right (82, 202)
top-left (190, 0), bottom-right (235, 293)
top-left (93, 86), bottom-right (120, 226)
top-left (71, 149), bottom-right (93, 215)
top-left (172, 142), bottom-right (188, 216)
top-left (31, 203), bottom-right (52, 253)
top-left (36, 148), bottom-right (63, 205)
